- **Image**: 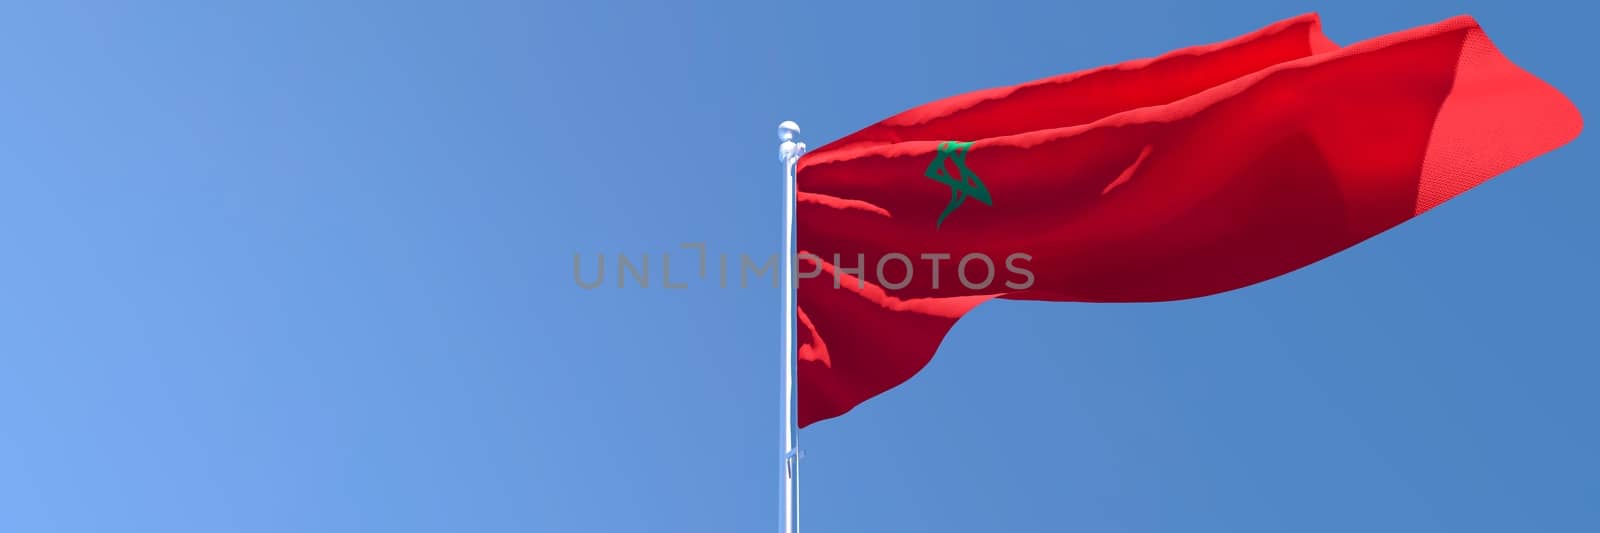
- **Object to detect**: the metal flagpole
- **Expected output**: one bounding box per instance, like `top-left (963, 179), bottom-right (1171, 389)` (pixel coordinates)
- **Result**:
top-left (778, 121), bottom-right (805, 533)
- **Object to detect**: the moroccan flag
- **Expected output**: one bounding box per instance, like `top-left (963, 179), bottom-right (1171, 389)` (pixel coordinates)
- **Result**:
top-left (795, 13), bottom-right (1581, 427)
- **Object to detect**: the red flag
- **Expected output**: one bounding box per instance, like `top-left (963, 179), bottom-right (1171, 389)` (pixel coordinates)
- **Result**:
top-left (795, 14), bottom-right (1581, 427)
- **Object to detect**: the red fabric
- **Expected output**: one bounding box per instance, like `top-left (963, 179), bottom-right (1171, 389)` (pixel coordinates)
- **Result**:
top-left (795, 13), bottom-right (1582, 427)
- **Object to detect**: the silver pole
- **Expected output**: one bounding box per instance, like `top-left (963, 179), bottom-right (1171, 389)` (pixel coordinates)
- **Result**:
top-left (778, 120), bottom-right (805, 533)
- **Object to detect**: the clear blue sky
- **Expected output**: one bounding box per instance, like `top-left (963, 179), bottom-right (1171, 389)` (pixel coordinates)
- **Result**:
top-left (0, 1), bottom-right (1594, 531)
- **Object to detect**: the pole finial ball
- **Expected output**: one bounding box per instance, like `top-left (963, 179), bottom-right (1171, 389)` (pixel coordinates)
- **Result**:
top-left (778, 121), bottom-right (801, 142)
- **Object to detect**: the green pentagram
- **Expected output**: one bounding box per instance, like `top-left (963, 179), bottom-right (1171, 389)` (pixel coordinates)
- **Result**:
top-left (924, 141), bottom-right (992, 228)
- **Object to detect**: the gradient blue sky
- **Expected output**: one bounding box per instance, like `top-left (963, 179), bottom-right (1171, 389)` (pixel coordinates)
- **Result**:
top-left (0, 1), bottom-right (1595, 532)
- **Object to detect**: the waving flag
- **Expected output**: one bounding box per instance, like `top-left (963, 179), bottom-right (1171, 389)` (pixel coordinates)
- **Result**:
top-left (795, 14), bottom-right (1581, 427)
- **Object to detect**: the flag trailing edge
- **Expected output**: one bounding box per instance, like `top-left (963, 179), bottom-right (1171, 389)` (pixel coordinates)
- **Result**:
top-left (794, 13), bottom-right (1583, 428)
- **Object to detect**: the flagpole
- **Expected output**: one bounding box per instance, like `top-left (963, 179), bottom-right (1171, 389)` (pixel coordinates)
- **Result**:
top-left (778, 120), bottom-right (805, 533)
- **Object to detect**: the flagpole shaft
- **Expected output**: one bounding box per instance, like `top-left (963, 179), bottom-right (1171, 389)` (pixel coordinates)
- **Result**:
top-left (778, 121), bottom-right (805, 533)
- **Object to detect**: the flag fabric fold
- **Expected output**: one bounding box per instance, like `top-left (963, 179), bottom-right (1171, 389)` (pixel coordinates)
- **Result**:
top-left (795, 13), bottom-right (1582, 427)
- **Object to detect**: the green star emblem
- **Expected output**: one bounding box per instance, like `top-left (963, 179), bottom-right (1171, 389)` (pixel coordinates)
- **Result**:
top-left (924, 141), bottom-right (992, 228)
